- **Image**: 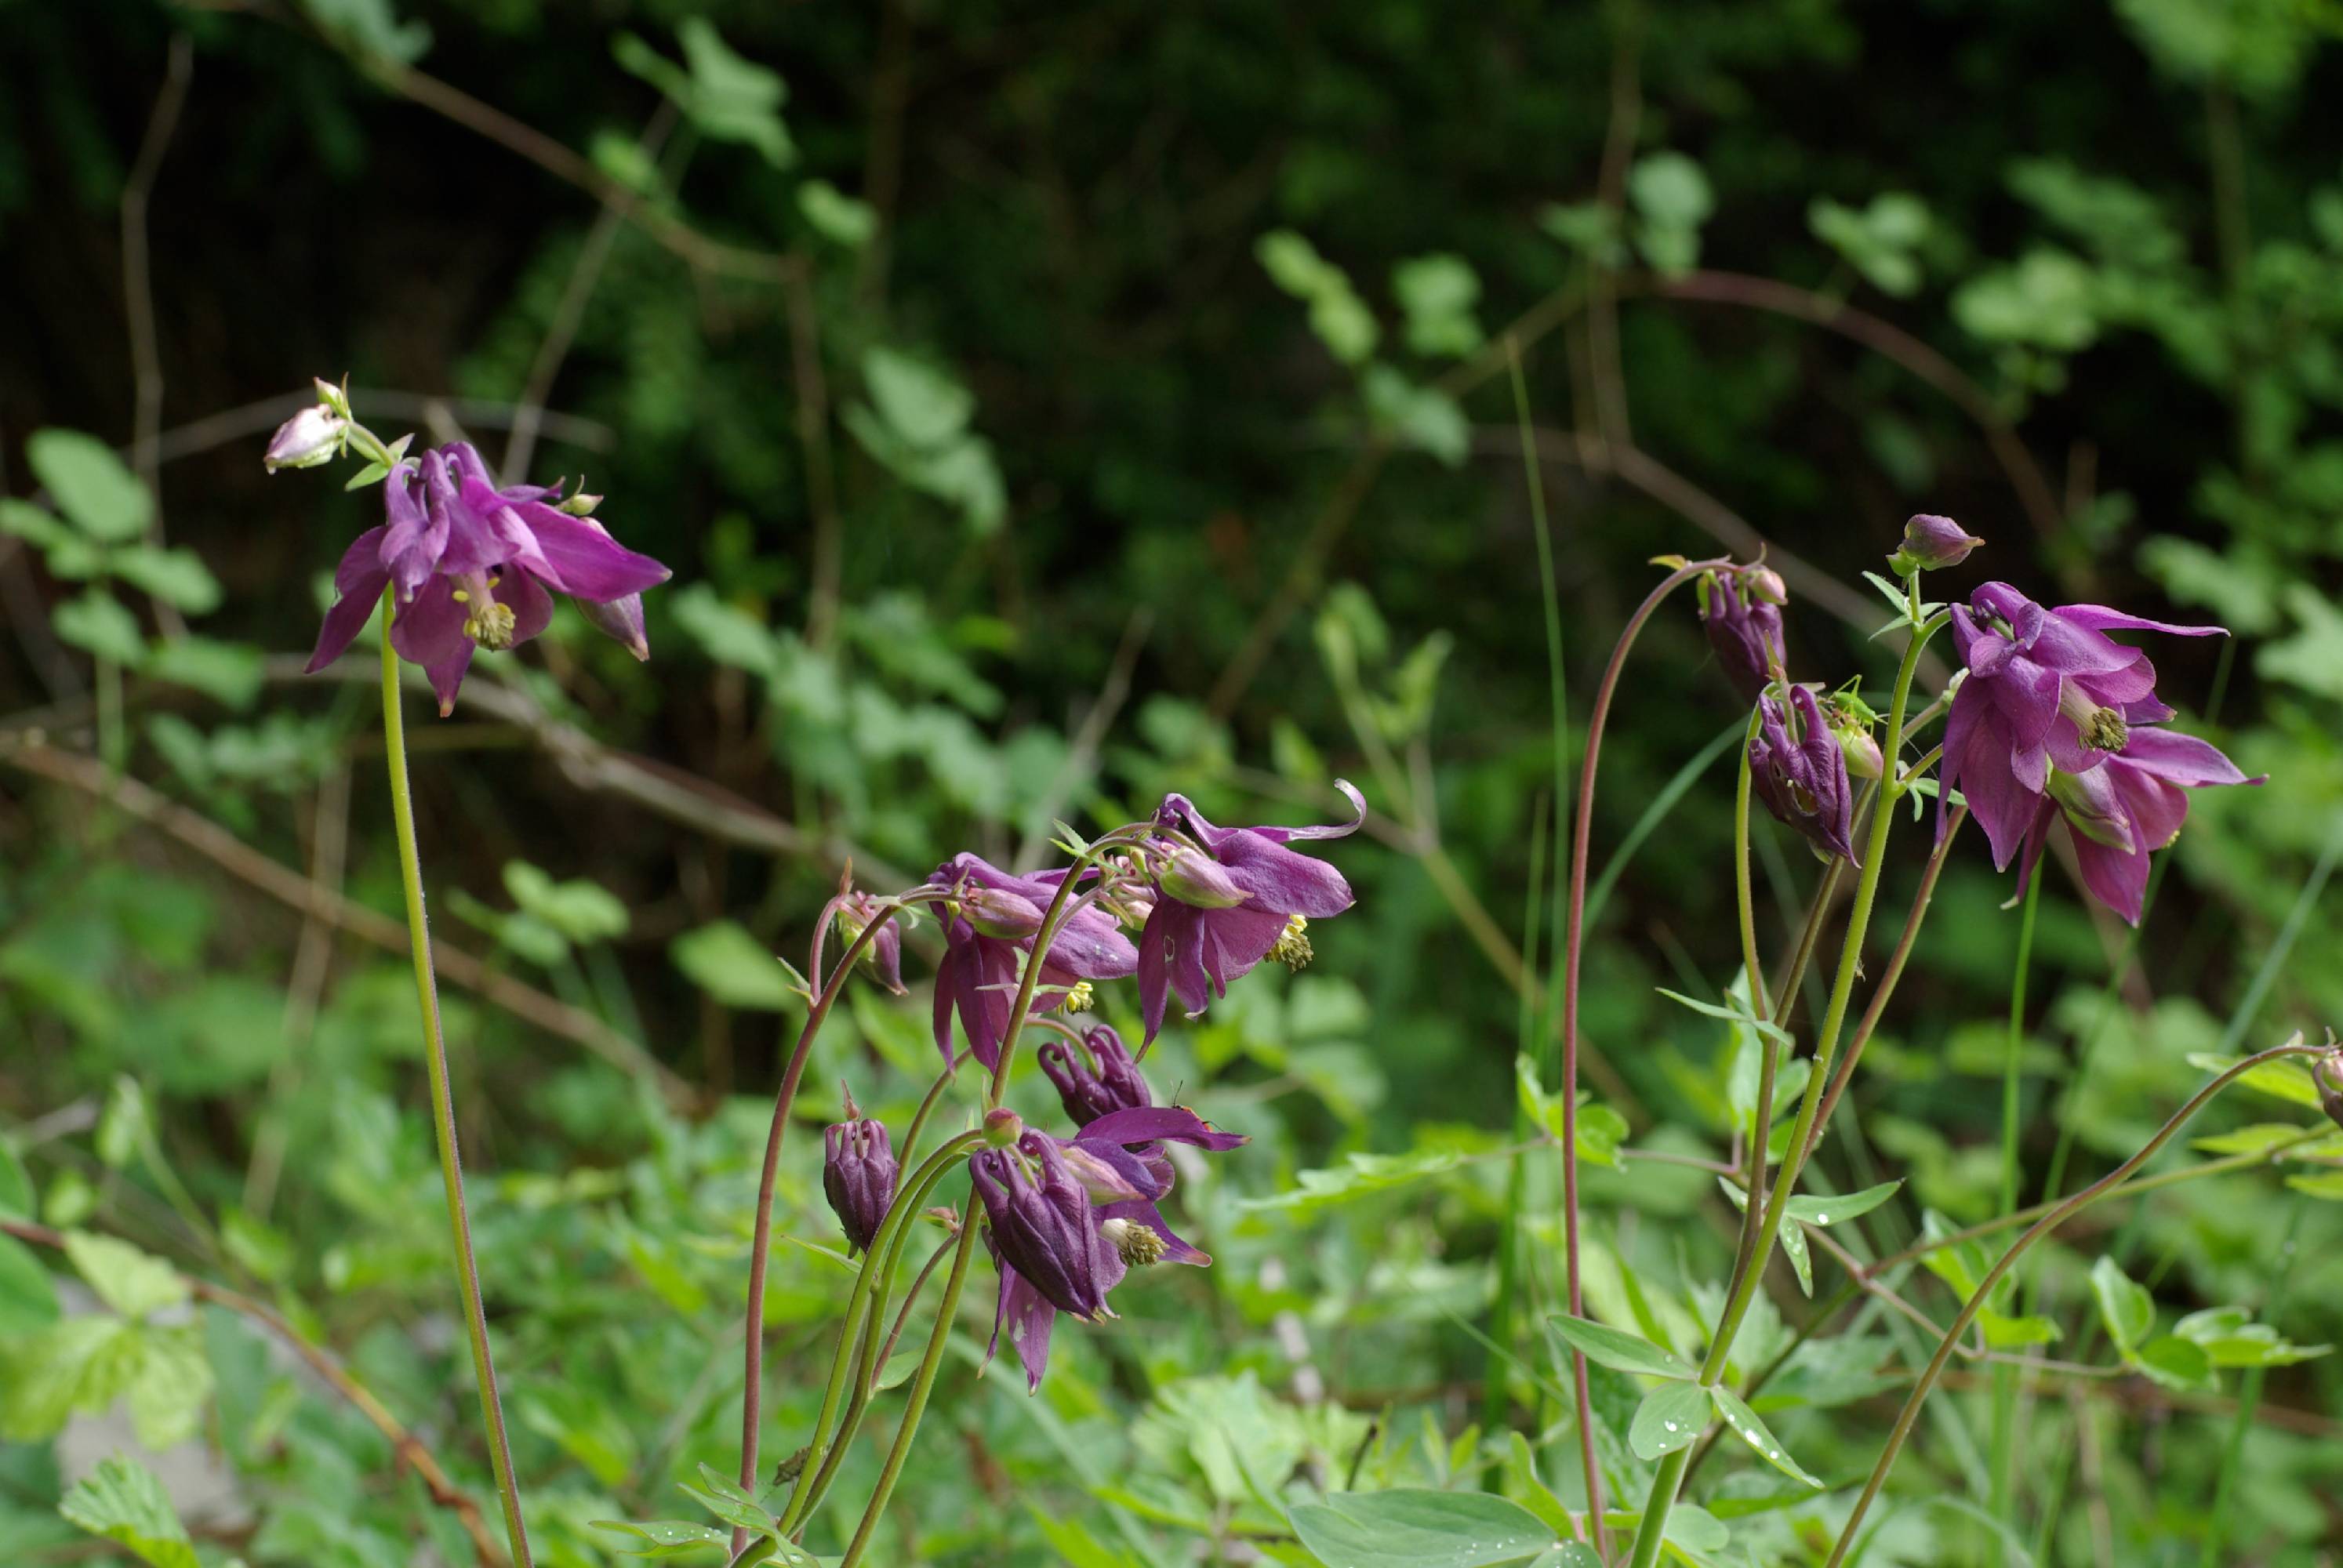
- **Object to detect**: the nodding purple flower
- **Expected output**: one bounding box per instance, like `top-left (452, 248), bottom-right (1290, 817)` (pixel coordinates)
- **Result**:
top-left (1749, 684), bottom-right (1860, 865)
top-left (1890, 514), bottom-right (1984, 575)
top-left (834, 891), bottom-right (906, 996)
top-left (2012, 728), bottom-right (2256, 925)
top-left (978, 1108), bottom-right (1245, 1391)
top-left (1942, 582), bottom-right (2227, 872)
top-left (306, 441), bottom-right (671, 715)
top-left (821, 1091), bottom-right (898, 1255)
top-left (1136, 783), bottom-right (1364, 1047)
top-left (1702, 567), bottom-right (1789, 706)
top-left (930, 854), bottom-right (1138, 1071)
top-left (1039, 1024), bottom-right (1152, 1128)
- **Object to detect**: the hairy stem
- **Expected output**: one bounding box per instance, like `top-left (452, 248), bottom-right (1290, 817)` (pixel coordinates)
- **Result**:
top-left (378, 604), bottom-right (532, 1568)
top-left (1822, 1041), bottom-right (2323, 1565)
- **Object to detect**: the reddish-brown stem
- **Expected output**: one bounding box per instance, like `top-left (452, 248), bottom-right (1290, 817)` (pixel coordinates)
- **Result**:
top-left (732, 898), bottom-right (923, 1554)
top-left (1557, 557), bottom-right (1730, 1552)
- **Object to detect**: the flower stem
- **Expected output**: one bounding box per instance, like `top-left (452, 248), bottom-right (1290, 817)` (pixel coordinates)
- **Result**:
top-left (1988, 869), bottom-right (2042, 1555)
top-left (1822, 1040), bottom-right (2323, 1566)
top-left (1626, 607), bottom-right (1945, 1568)
top-left (734, 901), bottom-right (918, 1554)
top-left (1560, 557), bottom-right (1727, 1552)
top-left (377, 602), bottom-right (533, 1568)
top-left (778, 1131), bottom-right (983, 1532)
top-left (836, 1192), bottom-right (984, 1568)
top-left (1720, 705), bottom-right (1775, 1313)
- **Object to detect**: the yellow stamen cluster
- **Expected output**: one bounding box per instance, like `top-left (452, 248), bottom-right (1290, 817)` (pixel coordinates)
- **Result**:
top-left (463, 599), bottom-right (518, 650)
top-left (1099, 1217), bottom-right (1167, 1267)
top-left (1063, 980), bottom-right (1095, 1013)
top-left (1270, 913), bottom-right (1313, 971)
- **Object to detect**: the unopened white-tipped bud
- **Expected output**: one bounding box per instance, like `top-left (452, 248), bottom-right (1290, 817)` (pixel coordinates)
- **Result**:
top-left (264, 405), bottom-right (347, 472)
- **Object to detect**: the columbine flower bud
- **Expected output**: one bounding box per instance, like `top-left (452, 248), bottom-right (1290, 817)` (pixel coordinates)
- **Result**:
top-left (557, 488), bottom-right (604, 517)
top-left (835, 891), bottom-right (906, 996)
top-left (982, 1108), bottom-right (1026, 1149)
top-left (1889, 514), bottom-right (1983, 575)
top-left (1745, 566), bottom-right (1789, 606)
top-left (960, 885), bottom-right (1046, 941)
top-left (1157, 844), bottom-right (1251, 909)
top-left (2315, 1049), bottom-right (2343, 1134)
top-left (1701, 568), bottom-right (1788, 706)
top-left (264, 404), bottom-right (347, 472)
top-left (1039, 1024), bottom-right (1153, 1128)
top-left (821, 1091), bottom-right (898, 1255)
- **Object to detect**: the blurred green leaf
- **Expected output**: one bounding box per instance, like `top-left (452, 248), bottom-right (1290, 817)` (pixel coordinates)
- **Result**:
top-left (27, 430), bottom-right (151, 544)
top-left (56, 1457), bottom-right (197, 1568)
top-left (672, 921), bottom-right (797, 1011)
top-left (1628, 1381), bottom-right (1710, 1460)
top-left (52, 589), bottom-right (145, 666)
top-left (1288, 1490), bottom-right (1557, 1568)
top-left (614, 20), bottom-right (794, 167)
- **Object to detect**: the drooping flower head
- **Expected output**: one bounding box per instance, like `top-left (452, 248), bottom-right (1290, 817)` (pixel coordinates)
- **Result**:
top-left (929, 854), bottom-right (1138, 1070)
top-left (1136, 782), bottom-right (1364, 1047)
top-left (834, 890), bottom-right (906, 996)
top-left (975, 1107), bottom-right (1244, 1390)
top-left (820, 1088), bottom-right (898, 1255)
top-left (306, 441), bottom-right (671, 714)
top-left (1701, 564), bottom-right (1789, 706)
top-left (2012, 729), bottom-right (2255, 924)
top-left (1038, 1023), bottom-right (1152, 1128)
top-left (1749, 684), bottom-right (1861, 865)
top-left (1942, 582), bottom-right (2227, 871)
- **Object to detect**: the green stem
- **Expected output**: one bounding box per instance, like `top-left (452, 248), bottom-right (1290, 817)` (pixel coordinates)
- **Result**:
top-left (1822, 1040), bottom-right (2323, 1566)
top-left (1626, 607), bottom-right (1944, 1568)
top-left (378, 601), bottom-right (532, 1568)
top-left (778, 1132), bottom-right (982, 1531)
top-left (1720, 706), bottom-right (1776, 1316)
top-left (1989, 869), bottom-right (2042, 1560)
top-left (837, 1192), bottom-right (984, 1568)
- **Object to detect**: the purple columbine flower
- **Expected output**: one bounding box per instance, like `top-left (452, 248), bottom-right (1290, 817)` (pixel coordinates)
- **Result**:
top-left (930, 854), bottom-right (1138, 1070)
top-left (1749, 684), bottom-right (1860, 865)
top-left (1701, 565), bottom-right (1789, 706)
top-left (2011, 728), bottom-right (2256, 924)
top-left (977, 1107), bottom-right (1244, 1391)
top-left (306, 441), bottom-right (671, 714)
top-left (1038, 1024), bottom-right (1152, 1128)
top-left (1942, 582), bottom-right (2227, 873)
top-left (821, 1089), bottom-right (899, 1255)
top-left (1136, 783), bottom-right (1364, 1047)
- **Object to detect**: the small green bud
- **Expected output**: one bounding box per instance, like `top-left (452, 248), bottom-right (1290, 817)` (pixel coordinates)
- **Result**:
top-left (981, 1108), bottom-right (1024, 1149)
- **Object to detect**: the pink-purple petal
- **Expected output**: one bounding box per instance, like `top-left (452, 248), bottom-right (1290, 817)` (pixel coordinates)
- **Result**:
top-left (1082, 1105), bottom-right (1248, 1152)
top-left (510, 504), bottom-right (672, 601)
top-left (1217, 832), bottom-right (1355, 917)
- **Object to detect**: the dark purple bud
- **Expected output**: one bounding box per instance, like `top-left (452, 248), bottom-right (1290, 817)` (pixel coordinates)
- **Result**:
top-left (2316, 1050), bottom-right (2343, 1134)
top-left (972, 1133), bottom-right (1118, 1320)
top-left (1749, 684), bottom-right (1860, 865)
top-left (821, 1092), bottom-right (898, 1255)
top-left (1702, 569), bottom-right (1788, 706)
top-left (1157, 844), bottom-right (1251, 909)
top-left (960, 885), bottom-right (1046, 941)
top-left (1038, 1025), bottom-right (1153, 1128)
top-left (1889, 514), bottom-right (1983, 575)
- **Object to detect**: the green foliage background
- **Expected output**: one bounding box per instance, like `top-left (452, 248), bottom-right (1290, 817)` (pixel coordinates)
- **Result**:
top-left (3, 0), bottom-right (2343, 1563)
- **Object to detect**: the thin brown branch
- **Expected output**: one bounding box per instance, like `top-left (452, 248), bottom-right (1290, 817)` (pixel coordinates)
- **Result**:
top-left (121, 31), bottom-right (195, 640)
top-left (1015, 608), bottom-right (1153, 869)
top-left (361, 58), bottom-right (802, 285)
top-left (786, 264), bottom-right (845, 650)
top-left (504, 104), bottom-right (681, 481)
top-left (0, 735), bottom-right (692, 1105)
top-left (1637, 269), bottom-right (2065, 537)
top-left (1, 1217), bottom-right (503, 1568)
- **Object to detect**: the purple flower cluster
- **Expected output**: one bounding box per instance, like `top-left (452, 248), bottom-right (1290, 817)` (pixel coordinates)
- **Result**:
top-left (1942, 582), bottom-right (2254, 923)
top-left (306, 440), bottom-right (670, 714)
top-left (814, 790), bottom-right (1360, 1389)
